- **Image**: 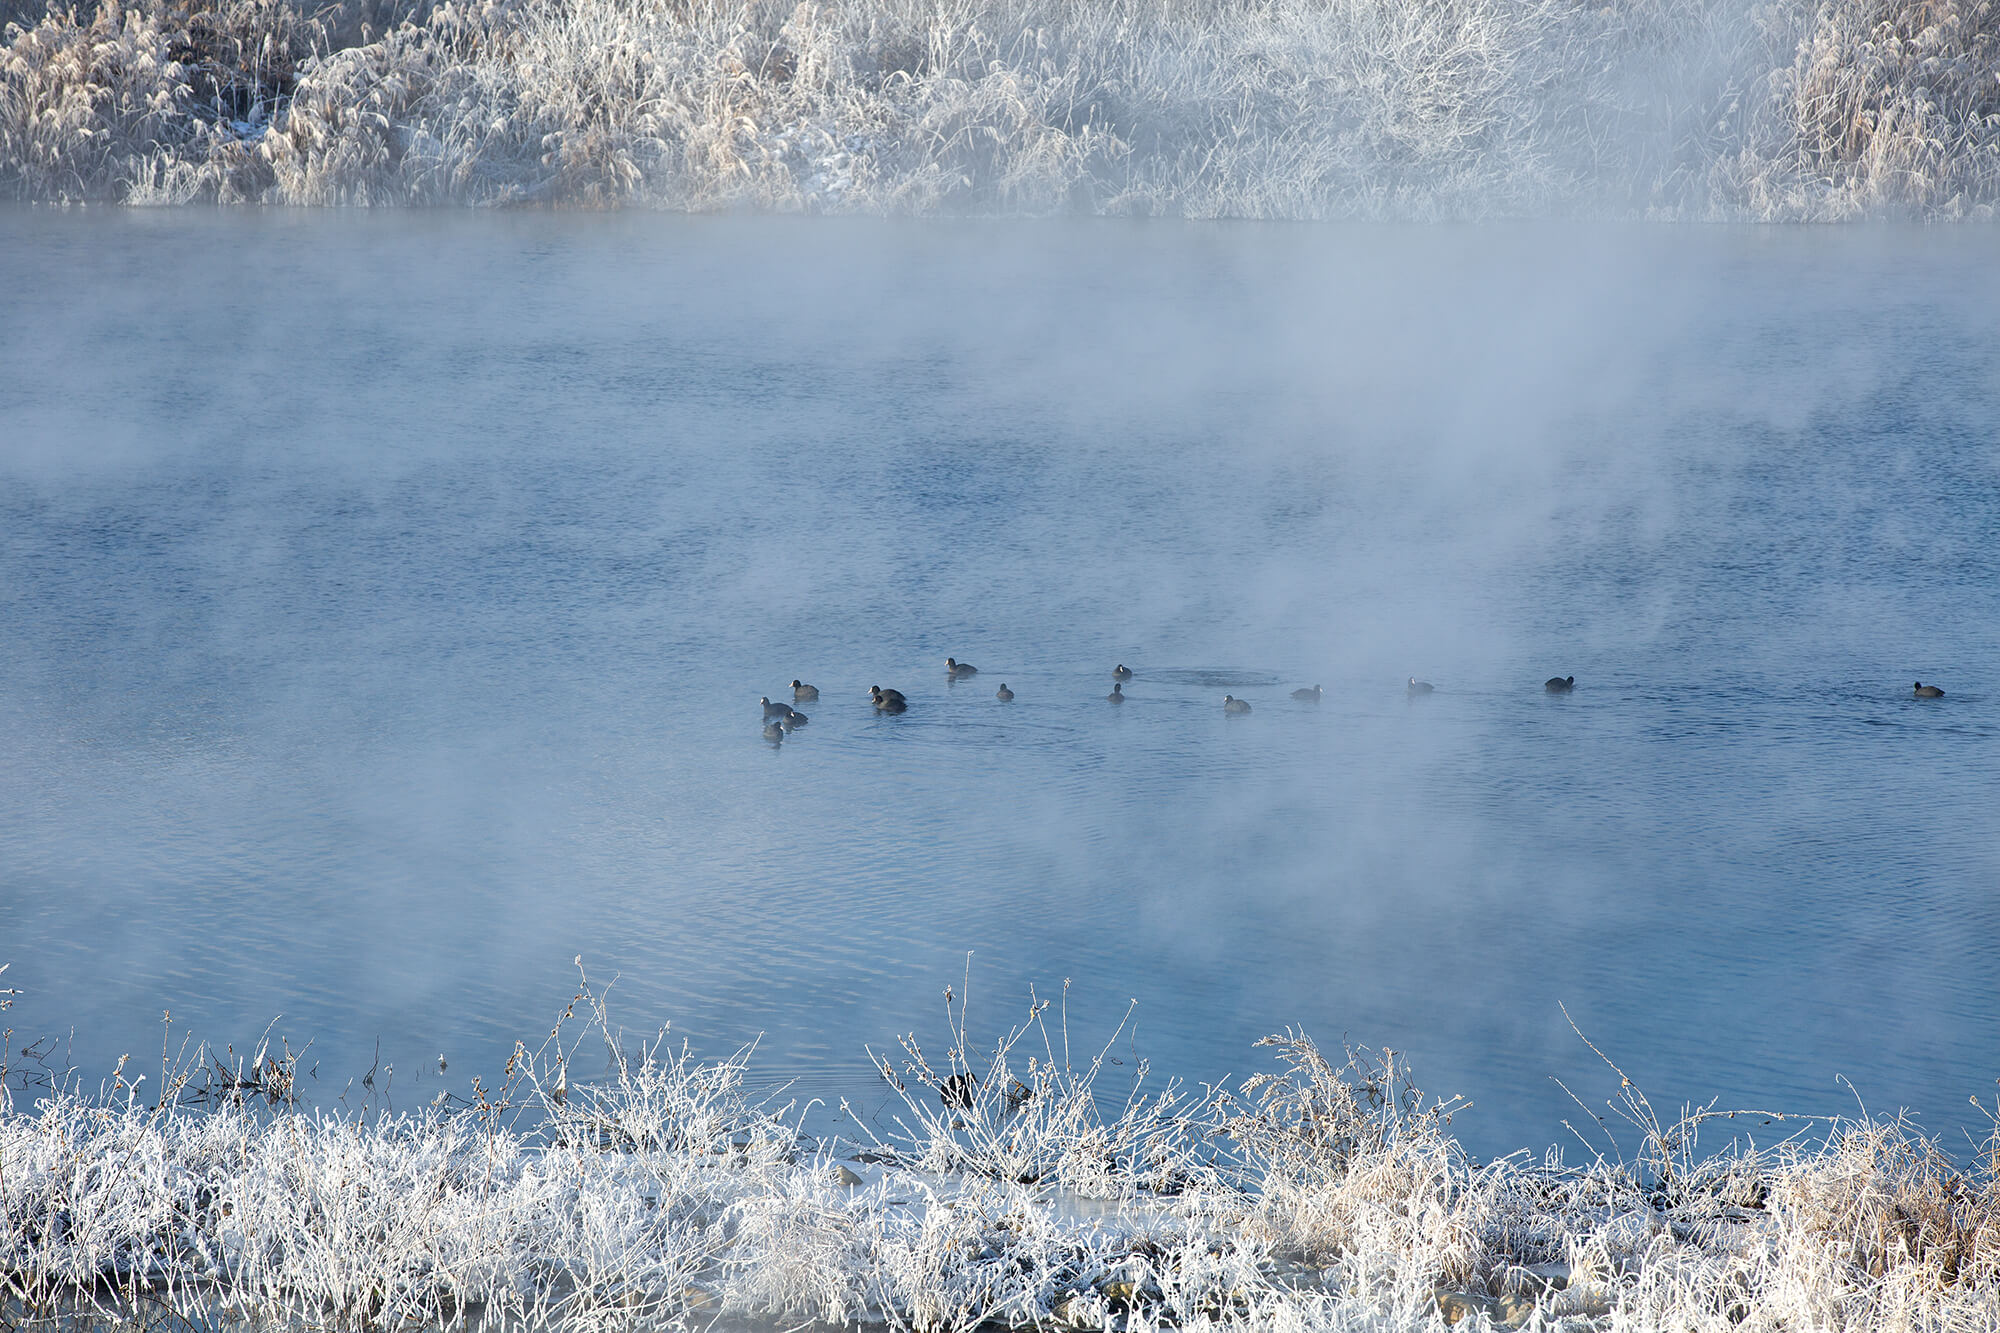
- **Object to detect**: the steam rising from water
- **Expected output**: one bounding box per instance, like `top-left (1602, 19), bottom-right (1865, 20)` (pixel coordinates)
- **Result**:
top-left (3, 215), bottom-right (1997, 1169)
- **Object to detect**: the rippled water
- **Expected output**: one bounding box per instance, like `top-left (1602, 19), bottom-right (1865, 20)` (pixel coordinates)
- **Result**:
top-left (2, 211), bottom-right (1997, 1160)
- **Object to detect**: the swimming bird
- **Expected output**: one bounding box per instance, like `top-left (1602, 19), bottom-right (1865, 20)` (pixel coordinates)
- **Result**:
top-left (792, 679), bottom-right (819, 701)
top-left (1292, 684), bottom-right (1322, 701)
top-left (940, 1072), bottom-right (977, 1109)
top-left (1113, 665), bottom-right (1133, 681)
top-left (1914, 681), bottom-right (1945, 698)
top-left (760, 697), bottom-right (793, 720)
top-left (1545, 676), bottom-right (1575, 692)
top-left (763, 720), bottom-right (786, 741)
top-left (1223, 694), bottom-right (1251, 714)
top-left (780, 709), bottom-right (808, 729)
top-left (996, 684), bottom-right (1015, 701)
top-left (946, 657), bottom-right (978, 679)
top-left (871, 686), bottom-right (908, 713)
top-left (1407, 678), bottom-right (1435, 695)
top-left (1107, 683), bottom-right (1126, 703)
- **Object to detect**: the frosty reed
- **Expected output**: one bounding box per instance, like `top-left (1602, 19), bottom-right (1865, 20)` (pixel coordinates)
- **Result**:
top-left (2, 964), bottom-right (1998, 1331)
top-left (3, 0), bottom-right (1998, 214)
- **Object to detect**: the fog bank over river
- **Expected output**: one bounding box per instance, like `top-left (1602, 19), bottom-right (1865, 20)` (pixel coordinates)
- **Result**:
top-left (2, 213), bottom-right (1998, 1175)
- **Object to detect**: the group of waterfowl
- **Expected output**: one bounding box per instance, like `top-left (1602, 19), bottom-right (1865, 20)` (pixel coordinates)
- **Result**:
top-left (760, 664), bottom-right (1952, 739)
top-left (758, 693), bottom-right (812, 740)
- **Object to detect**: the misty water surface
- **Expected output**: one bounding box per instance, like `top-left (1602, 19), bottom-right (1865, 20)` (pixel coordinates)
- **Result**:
top-left (2, 211), bottom-right (1998, 1160)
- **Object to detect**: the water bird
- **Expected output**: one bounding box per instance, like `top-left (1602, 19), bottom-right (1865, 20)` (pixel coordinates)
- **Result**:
top-left (1107, 683), bottom-right (1126, 703)
top-left (871, 686), bottom-right (908, 713)
top-left (1407, 678), bottom-right (1435, 695)
top-left (1222, 694), bottom-right (1251, 713)
top-left (1545, 676), bottom-right (1575, 692)
top-left (763, 720), bottom-right (786, 741)
top-left (1113, 665), bottom-right (1133, 681)
top-left (1291, 684), bottom-right (1322, 701)
top-left (1914, 681), bottom-right (1945, 698)
top-left (792, 679), bottom-right (819, 701)
top-left (780, 709), bottom-right (808, 730)
top-left (940, 1073), bottom-right (977, 1109)
top-left (995, 684), bottom-right (1015, 701)
top-left (760, 697), bottom-right (796, 720)
top-left (946, 657), bottom-right (978, 678)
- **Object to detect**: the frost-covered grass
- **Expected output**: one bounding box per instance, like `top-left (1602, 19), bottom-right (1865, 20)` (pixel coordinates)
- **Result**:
top-left (1, 0), bottom-right (1997, 213)
top-left (3, 970), bottom-right (1999, 1331)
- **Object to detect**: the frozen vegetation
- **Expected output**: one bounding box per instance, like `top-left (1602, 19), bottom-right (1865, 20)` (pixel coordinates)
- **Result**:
top-left (3, 967), bottom-right (1999, 1332)
top-left (0, 0), bottom-right (1998, 213)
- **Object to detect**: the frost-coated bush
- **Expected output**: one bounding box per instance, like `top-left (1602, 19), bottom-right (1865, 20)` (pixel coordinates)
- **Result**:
top-left (3, 0), bottom-right (2000, 213)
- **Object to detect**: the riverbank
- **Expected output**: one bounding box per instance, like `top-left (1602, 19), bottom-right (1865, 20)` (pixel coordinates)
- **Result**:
top-left (3, 979), bottom-right (1995, 1331)
top-left (3, 0), bottom-right (1997, 215)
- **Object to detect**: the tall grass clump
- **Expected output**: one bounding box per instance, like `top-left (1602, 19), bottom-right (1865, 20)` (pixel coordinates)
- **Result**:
top-left (1724, 0), bottom-right (2000, 217)
top-left (1, 0), bottom-right (196, 201)
top-left (4, 963), bottom-right (2000, 1331)
top-left (0, 0), bottom-right (325, 201)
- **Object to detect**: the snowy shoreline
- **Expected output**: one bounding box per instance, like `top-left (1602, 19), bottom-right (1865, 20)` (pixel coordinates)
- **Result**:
top-left (3, 976), bottom-right (1995, 1331)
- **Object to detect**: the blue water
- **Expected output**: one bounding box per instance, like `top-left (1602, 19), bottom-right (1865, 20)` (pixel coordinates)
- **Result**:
top-left (2, 211), bottom-right (1997, 1161)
